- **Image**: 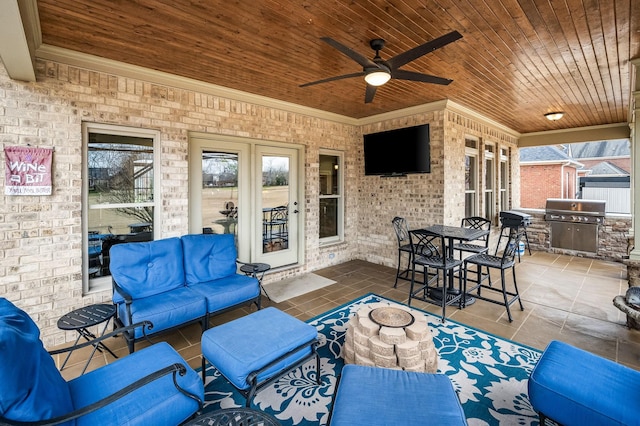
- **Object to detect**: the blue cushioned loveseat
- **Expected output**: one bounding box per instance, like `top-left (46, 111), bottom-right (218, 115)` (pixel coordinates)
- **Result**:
top-left (0, 297), bottom-right (204, 426)
top-left (111, 233), bottom-right (261, 352)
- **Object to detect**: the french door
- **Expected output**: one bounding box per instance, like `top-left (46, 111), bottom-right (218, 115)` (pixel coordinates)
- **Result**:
top-left (189, 134), bottom-right (301, 268)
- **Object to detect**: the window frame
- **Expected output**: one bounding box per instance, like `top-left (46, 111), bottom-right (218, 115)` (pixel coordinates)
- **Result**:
top-left (464, 137), bottom-right (479, 218)
top-left (318, 149), bottom-right (344, 245)
top-left (499, 147), bottom-right (510, 213)
top-left (484, 142), bottom-right (495, 221)
top-left (82, 123), bottom-right (161, 294)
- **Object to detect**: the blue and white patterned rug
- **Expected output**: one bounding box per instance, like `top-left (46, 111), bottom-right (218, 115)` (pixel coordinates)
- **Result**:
top-left (201, 293), bottom-right (542, 425)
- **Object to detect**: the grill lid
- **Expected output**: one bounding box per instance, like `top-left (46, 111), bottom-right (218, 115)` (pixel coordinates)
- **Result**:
top-left (545, 198), bottom-right (606, 216)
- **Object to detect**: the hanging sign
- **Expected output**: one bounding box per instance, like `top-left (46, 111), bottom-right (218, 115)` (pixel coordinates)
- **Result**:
top-left (4, 146), bottom-right (53, 195)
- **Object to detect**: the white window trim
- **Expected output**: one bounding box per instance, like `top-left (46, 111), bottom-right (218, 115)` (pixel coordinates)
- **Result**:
top-left (82, 123), bottom-right (161, 294)
top-left (319, 149), bottom-right (344, 246)
top-left (465, 137), bottom-right (480, 217)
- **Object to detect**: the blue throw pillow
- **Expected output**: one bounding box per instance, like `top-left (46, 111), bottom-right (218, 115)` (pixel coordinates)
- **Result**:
top-left (0, 298), bottom-right (75, 424)
top-left (111, 237), bottom-right (186, 302)
top-left (182, 234), bottom-right (238, 284)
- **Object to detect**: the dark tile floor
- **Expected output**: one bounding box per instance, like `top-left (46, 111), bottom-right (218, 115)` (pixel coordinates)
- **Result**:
top-left (52, 249), bottom-right (640, 381)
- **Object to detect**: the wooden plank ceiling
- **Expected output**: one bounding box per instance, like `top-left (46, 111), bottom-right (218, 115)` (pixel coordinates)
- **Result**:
top-left (36, 0), bottom-right (639, 134)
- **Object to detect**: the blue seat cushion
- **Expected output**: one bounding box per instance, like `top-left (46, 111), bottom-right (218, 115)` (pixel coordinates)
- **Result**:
top-left (528, 340), bottom-right (640, 426)
top-left (181, 234), bottom-right (238, 283)
top-left (0, 298), bottom-right (75, 425)
top-left (68, 342), bottom-right (204, 426)
top-left (115, 287), bottom-right (206, 339)
top-left (201, 307), bottom-right (317, 390)
top-left (331, 365), bottom-right (467, 426)
top-left (188, 274), bottom-right (260, 314)
top-left (111, 237), bottom-right (186, 303)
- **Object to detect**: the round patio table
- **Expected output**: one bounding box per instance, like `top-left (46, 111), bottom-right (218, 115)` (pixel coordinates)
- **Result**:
top-left (185, 408), bottom-right (280, 426)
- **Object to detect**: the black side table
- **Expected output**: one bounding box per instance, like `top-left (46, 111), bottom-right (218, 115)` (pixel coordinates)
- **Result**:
top-left (185, 408), bottom-right (280, 426)
top-left (57, 303), bottom-right (118, 374)
top-left (239, 262), bottom-right (271, 301)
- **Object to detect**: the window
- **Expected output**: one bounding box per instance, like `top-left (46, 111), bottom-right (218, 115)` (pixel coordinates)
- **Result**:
top-left (499, 147), bottom-right (509, 212)
top-left (82, 123), bottom-right (160, 293)
top-left (319, 151), bottom-right (343, 244)
top-left (484, 143), bottom-right (495, 221)
top-left (464, 138), bottom-right (479, 217)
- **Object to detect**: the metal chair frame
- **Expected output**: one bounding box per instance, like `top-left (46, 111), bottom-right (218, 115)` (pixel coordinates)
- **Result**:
top-left (391, 217), bottom-right (438, 288)
top-left (391, 216), bottom-right (415, 287)
top-left (453, 216), bottom-right (492, 285)
top-left (409, 229), bottom-right (464, 322)
top-left (463, 227), bottom-right (525, 322)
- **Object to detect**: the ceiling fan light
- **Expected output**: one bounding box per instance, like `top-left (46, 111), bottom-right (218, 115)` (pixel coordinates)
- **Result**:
top-left (545, 111), bottom-right (564, 121)
top-left (365, 71), bottom-right (391, 86)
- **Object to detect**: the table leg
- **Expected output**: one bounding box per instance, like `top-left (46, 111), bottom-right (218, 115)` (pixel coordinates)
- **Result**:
top-left (255, 270), bottom-right (271, 301)
top-left (76, 318), bottom-right (118, 375)
top-left (59, 329), bottom-right (84, 370)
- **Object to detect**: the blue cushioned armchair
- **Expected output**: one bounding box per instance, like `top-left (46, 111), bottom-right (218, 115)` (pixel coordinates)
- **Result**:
top-left (0, 298), bottom-right (204, 426)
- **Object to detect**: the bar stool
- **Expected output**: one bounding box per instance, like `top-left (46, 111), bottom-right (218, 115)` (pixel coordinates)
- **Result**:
top-left (463, 227), bottom-right (524, 322)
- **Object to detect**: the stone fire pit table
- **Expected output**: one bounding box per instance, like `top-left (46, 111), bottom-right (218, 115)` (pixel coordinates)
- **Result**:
top-left (342, 302), bottom-right (437, 373)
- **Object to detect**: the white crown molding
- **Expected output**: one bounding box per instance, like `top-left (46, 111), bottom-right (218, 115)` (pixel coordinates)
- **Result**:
top-left (0, 0), bottom-right (39, 82)
top-left (36, 44), bottom-right (360, 127)
top-left (358, 99), bottom-right (520, 137)
top-left (20, 0), bottom-right (41, 49)
top-left (357, 99), bottom-right (449, 126)
top-left (35, 44), bottom-right (525, 136)
top-left (444, 100), bottom-right (521, 137)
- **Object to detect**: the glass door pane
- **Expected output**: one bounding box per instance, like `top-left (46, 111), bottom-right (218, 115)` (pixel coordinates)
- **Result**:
top-left (255, 146), bottom-right (299, 268)
top-left (261, 155), bottom-right (290, 253)
top-left (201, 152), bottom-right (238, 236)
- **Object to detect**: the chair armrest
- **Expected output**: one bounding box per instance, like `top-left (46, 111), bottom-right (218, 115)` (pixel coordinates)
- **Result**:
top-left (112, 279), bottom-right (136, 324)
top-left (112, 279), bottom-right (133, 303)
top-left (0, 363), bottom-right (203, 426)
top-left (47, 321), bottom-right (153, 356)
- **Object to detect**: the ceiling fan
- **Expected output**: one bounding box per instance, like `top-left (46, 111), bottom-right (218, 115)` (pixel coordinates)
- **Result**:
top-left (300, 31), bottom-right (463, 103)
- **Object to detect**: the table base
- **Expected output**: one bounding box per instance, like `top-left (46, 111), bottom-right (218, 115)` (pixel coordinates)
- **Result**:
top-left (428, 287), bottom-right (476, 306)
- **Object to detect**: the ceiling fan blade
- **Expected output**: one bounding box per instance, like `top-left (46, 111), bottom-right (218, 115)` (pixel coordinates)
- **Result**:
top-left (320, 37), bottom-right (379, 69)
top-left (299, 72), bottom-right (365, 88)
top-left (387, 31), bottom-right (462, 69)
top-left (392, 69), bottom-right (453, 85)
top-left (365, 84), bottom-right (377, 103)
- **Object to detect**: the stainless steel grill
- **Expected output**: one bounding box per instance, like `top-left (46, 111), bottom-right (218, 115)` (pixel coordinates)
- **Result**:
top-left (544, 199), bottom-right (606, 224)
top-left (545, 198), bottom-right (605, 253)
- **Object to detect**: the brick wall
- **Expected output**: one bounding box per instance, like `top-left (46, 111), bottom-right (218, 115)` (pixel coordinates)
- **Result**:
top-left (521, 164), bottom-right (563, 208)
top-left (357, 109), bottom-right (520, 269)
top-left (0, 60), bottom-right (364, 346)
top-left (0, 59), bottom-right (518, 346)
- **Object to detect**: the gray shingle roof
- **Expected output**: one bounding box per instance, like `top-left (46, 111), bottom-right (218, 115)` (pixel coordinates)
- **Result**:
top-left (568, 140), bottom-right (629, 158)
top-left (520, 145), bottom-right (572, 162)
top-left (587, 161), bottom-right (630, 176)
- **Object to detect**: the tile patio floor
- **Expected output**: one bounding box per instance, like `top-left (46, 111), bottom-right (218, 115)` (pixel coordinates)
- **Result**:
top-left (52, 249), bottom-right (640, 381)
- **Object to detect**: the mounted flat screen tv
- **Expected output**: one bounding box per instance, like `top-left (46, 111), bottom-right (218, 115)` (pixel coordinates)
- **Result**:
top-left (363, 124), bottom-right (430, 176)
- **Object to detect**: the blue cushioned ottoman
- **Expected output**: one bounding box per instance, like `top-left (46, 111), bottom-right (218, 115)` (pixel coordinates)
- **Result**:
top-left (528, 340), bottom-right (640, 426)
top-left (330, 365), bottom-right (467, 425)
top-left (201, 307), bottom-right (320, 406)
